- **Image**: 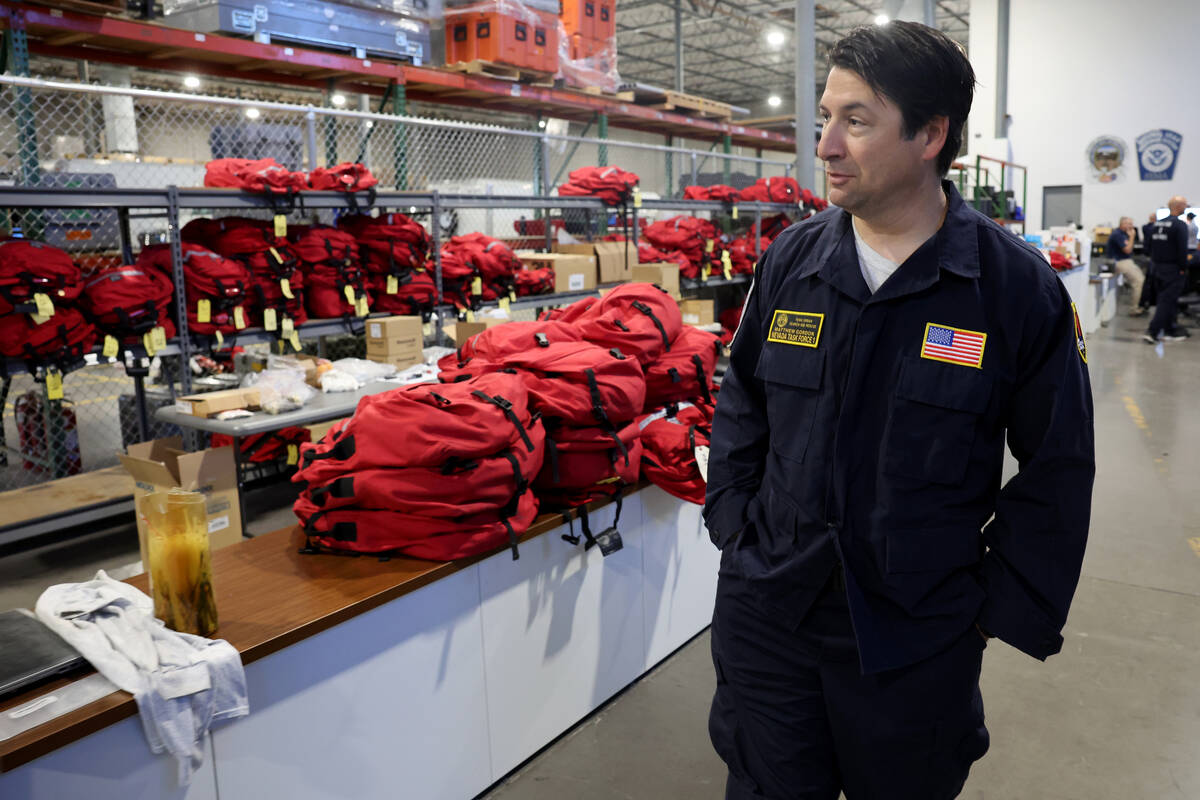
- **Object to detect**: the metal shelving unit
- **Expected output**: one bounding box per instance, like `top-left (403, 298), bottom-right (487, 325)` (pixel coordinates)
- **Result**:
top-left (0, 185), bottom-right (800, 542)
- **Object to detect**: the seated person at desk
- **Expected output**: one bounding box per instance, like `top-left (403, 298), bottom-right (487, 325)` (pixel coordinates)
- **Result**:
top-left (1106, 217), bottom-right (1146, 316)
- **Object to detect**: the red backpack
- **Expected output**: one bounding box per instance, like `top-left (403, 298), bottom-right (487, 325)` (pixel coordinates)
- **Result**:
top-left (728, 235), bottom-right (769, 275)
top-left (577, 283), bottom-right (683, 366)
top-left (502, 340), bottom-right (647, 427)
top-left (682, 185), bottom-right (709, 201)
top-left (368, 269), bottom-right (436, 316)
top-left (637, 402), bottom-right (712, 505)
top-left (211, 426), bottom-right (312, 465)
top-left (557, 166), bottom-right (640, 206)
top-left (0, 239), bottom-right (82, 315)
top-left (537, 295), bottom-right (598, 323)
top-left (436, 246), bottom-right (480, 309)
top-left (448, 233), bottom-right (521, 297)
top-left (438, 320), bottom-right (584, 383)
top-left (204, 158), bottom-right (307, 194)
top-left (643, 325), bottom-right (722, 410)
top-left (535, 421), bottom-right (642, 508)
top-left (80, 265), bottom-right (176, 343)
top-left (0, 306), bottom-right (97, 364)
top-left (293, 372), bottom-right (544, 560)
top-left (755, 213), bottom-right (793, 242)
top-left (308, 163), bottom-right (378, 192)
top-left (737, 176), bottom-right (801, 204)
top-left (338, 212), bottom-right (429, 273)
top-left (295, 227), bottom-right (369, 319)
top-left (514, 267), bottom-right (554, 296)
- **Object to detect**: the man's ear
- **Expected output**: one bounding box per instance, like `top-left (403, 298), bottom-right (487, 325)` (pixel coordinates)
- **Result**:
top-left (922, 116), bottom-right (949, 164)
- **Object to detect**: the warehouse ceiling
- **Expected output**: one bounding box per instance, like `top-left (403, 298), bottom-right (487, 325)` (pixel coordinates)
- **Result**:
top-left (614, 0), bottom-right (970, 112)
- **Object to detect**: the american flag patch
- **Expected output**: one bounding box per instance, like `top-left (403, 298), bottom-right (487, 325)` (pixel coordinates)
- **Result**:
top-left (920, 323), bottom-right (987, 368)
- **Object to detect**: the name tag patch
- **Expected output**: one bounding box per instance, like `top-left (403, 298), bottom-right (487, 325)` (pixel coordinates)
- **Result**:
top-left (767, 310), bottom-right (824, 348)
top-left (920, 322), bottom-right (987, 368)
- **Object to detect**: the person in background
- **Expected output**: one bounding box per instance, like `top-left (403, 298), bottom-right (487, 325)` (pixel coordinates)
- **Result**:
top-left (1186, 212), bottom-right (1198, 264)
top-left (1143, 196), bottom-right (1190, 343)
top-left (1107, 217), bottom-right (1146, 315)
top-left (1143, 212), bottom-right (1157, 253)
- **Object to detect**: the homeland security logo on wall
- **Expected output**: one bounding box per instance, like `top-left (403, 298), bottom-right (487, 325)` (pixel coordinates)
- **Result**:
top-left (1086, 136), bottom-right (1126, 183)
top-left (1136, 129), bottom-right (1183, 181)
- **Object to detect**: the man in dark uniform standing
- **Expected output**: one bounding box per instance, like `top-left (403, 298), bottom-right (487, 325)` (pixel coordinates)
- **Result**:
top-left (705, 21), bottom-right (1095, 800)
top-left (1142, 195), bottom-right (1189, 344)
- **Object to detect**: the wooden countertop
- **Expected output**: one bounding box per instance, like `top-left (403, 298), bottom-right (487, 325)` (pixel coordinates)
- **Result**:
top-left (0, 494), bottom-right (628, 773)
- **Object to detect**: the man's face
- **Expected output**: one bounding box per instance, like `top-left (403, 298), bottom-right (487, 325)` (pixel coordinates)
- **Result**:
top-left (817, 67), bottom-right (939, 217)
top-left (1120, 218), bottom-right (1133, 233)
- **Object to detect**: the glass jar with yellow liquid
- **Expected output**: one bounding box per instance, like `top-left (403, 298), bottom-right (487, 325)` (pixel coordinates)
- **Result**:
top-left (139, 489), bottom-right (219, 636)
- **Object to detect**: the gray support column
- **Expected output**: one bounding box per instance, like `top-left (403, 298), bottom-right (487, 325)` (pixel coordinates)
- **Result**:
top-left (995, 0), bottom-right (1010, 138)
top-left (674, 0), bottom-right (683, 93)
top-left (923, 0), bottom-right (936, 26)
top-left (794, 0), bottom-right (815, 189)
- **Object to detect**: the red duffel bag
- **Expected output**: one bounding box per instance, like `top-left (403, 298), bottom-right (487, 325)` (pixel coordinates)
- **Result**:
top-left (308, 163), bottom-right (378, 192)
top-left (637, 401), bottom-right (713, 505)
top-left (295, 226), bottom-right (369, 319)
top-left (683, 185), bottom-right (710, 201)
top-left (737, 176), bottom-right (801, 204)
top-left (0, 239), bottom-right (82, 315)
top-left (0, 306), bottom-right (96, 362)
top-left (177, 245), bottom-right (255, 336)
top-left (576, 282), bottom-right (683, 366)
top-left (204, 158), bottom-right (307, 193)
top-left (80, 265), bottom-right (176, 343)
top-left (643, 325), bottom-right (722, 410)
top-left (557, 166), bottom-right (640, 206)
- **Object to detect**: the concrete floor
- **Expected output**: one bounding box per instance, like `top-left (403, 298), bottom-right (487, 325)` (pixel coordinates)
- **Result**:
top-left (2, 290), bottom-right (1199, 799)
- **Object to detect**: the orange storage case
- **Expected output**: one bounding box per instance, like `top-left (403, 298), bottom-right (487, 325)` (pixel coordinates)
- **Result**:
top-left (444, 6), bottom-right (534, 70)
top-left (561, 0), bottom-right (598, 40)
top-left (530, 9), bottom-right (560, 73)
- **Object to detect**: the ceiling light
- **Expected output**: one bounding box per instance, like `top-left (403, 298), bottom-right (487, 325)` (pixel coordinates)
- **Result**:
top-left (767, 95), bottom-right (782, 108)
top-left (766, 29), bottom-right (786, 48)
top-left (331, 93), bottom-right (347, 106)
top-left (244, 107), bottom-right (261, 119)
top-left (874, 13), bottom-right (890, 25)
top-left (538, 119), bottom-right (547, 128)
top-left (183, 75), bottom-right (201, 89)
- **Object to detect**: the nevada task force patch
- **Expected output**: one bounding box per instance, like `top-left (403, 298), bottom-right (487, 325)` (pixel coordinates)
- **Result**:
top-left (767, 310), bottom-right (824, 348)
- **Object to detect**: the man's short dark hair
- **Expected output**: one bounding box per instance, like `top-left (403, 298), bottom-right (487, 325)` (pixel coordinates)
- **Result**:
top-left (829, 21), bottom-right (975, 176)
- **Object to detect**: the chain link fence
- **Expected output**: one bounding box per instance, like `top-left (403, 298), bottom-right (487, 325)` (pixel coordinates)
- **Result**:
top-left (0, 73), bottom-right (804, 501)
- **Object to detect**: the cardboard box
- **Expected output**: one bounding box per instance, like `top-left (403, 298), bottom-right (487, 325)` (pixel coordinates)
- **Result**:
top-left (366, 314), bottom-right (424, 368)
top-left (632, 263), bottom-right (681, 300)
top-left (454, 317), bottom-right (508, 343)
top-left (521, 252), bottom-right (597, 293)
top-left (118, 437), bottom-right (243, 569)
top-left (1092, 226), bottom-right (1112, 246)
top-left (556, 241), bottom-right (635, 284)
top-left (679, 298), bottom-right (715, 326)
top-left (306, 417), bottom-right (349, 443)
top-left (174, 387), bottom-right (261, 418)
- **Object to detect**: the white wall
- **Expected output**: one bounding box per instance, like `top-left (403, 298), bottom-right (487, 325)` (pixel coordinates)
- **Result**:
top-left (972, 0), bottom-right (1200, 230)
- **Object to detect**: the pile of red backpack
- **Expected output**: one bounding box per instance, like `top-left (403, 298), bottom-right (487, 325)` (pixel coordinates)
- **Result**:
top-left (293, 372), bottom-right (544, 561)
top-left (514, 265), bottom-right (555, 296)
top-left (0, 239), bottom-right (96, 367)
top-left (557, 166), bottom-right (641, 206)
top-left (138, 242), bottom-right (254, 339)
top-left (727, 235), bottom-right (769, 276)
top-left (205, 217), bottom-right (309, 330)
top-left (642, 216), bottom-right (723, 280)
top-left (441, 233), bottom-right (523, 308)
top-left (204, 159), bottom-right (378, 195)
top-left (294, 282), bottom-right (720, 561)
top-left (338, 212), bottom-right (433, 315)
top-left (293, 225), bottom-right (372, 320)
top-left (682, 184), bottom-right (740, 203)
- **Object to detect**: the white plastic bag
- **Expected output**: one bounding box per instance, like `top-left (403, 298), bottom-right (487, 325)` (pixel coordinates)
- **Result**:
top-left (242, 368), bottom-right (316, 414)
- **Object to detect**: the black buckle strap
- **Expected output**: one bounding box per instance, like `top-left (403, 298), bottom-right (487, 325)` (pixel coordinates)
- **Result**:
top-left (693, 354), bottom-right (713, 405)
top-left (471, 390), bottom-right (535, 452)
top-left (310, 475), bottom-right (355, 507)
top-left (585, 368), bottom-right (611, 427)
top-left (631, 300), bottom-right (670, 351)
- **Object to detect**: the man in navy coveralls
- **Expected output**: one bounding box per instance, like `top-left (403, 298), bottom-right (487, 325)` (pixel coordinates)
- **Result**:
top-left (704, 21), bottom-right (1095, 800)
